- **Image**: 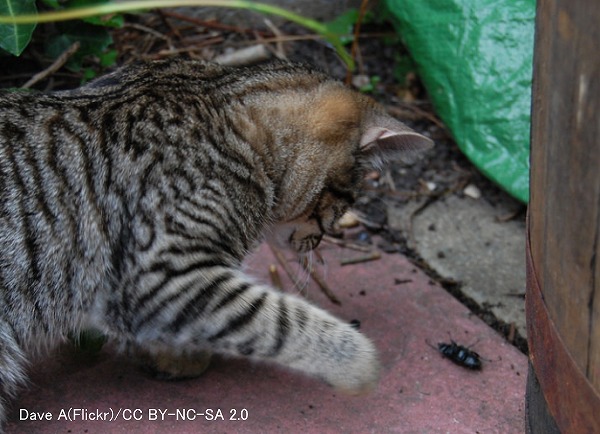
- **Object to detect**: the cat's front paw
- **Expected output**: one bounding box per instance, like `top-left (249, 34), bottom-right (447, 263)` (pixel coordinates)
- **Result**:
top-left (319, 327), bottom-right (380, 395)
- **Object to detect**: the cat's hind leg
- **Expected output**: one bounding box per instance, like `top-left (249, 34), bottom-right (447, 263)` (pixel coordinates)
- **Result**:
top-left (0, 320), bottom-right (29, 424)
top-left (132, 346), bottom-right (212, 381)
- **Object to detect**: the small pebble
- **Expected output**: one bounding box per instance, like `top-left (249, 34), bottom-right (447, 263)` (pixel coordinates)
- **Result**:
top-left (357, 231), bottom-right (371, 243)
top-left (365, 171), bottom-right (380, 181)
top-left (463, 184), bottom-right (482, 199)
top-left (352, 75), bottom-right (370, 89)
top-left (338, 211), bottom-right (360, 229)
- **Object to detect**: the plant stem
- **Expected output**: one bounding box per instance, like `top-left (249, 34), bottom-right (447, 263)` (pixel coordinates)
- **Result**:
top-left (0, 0), bottom-right (354, 68)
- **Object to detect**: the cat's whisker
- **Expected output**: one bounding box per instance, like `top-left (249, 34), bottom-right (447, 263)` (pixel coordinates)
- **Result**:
top-left (313, 248), bottom-right (325, 266)
top-left (294, 253), bottom-right (312, 295)
top-left (319, 254), bottom-right (330, 281)
top-left (269, 243), bottom-right (304, 293)
top-left (299, 252), bottom-right (341, 306)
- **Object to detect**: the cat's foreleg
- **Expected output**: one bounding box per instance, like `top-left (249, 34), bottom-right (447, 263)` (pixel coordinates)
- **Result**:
top-left (133, 271), bottom-right (380, 393)
top-left (206, 275), bottom-right (380, 393)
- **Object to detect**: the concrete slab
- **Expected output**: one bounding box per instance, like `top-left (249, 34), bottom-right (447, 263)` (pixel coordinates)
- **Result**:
top-left (388, 194), bottom-right (527, 339)
top-left (6, 243), bottom-right (526, 433)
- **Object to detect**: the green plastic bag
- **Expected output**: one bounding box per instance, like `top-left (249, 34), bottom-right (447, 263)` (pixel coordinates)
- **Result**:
top-left (384, 0), bottom-right (534, 203)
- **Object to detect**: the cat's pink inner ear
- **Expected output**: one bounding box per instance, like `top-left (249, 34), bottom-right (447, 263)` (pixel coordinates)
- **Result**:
top-left (360, 126), bottom-right (434, 155)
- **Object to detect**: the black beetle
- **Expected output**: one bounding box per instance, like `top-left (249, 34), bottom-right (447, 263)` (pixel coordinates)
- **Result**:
top-left (438, 340), bottom-right (482, 370)
top-left (427, 338), bottom-right (483, 370)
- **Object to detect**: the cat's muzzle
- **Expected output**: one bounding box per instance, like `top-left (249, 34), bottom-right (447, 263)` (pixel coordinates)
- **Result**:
top-left (290, 231), bottom-right (323, 253)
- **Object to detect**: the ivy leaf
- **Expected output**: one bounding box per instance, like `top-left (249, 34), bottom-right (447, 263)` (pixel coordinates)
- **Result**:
top-left (41, 0), bottom-right (124, 27)
top-left (68, 0), bottom-right (123, 28)
top-left (82, 13), bottom-right (123, 28)
top-left (45, 20), bottom-right (113, 71)
top-left (98, 47), bottom-right (117, 66)
top-left (0, 0), bottom-right (37, 56)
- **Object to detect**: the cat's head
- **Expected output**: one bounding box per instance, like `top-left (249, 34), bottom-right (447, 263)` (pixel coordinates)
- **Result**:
top-left (263, 80), bottom-right (434, 253)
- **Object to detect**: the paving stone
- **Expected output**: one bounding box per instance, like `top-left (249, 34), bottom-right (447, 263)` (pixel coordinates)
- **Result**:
top-left (7, 243), bottom-right (527, 433)
top-left (389, 194), bottom-right (527, 339)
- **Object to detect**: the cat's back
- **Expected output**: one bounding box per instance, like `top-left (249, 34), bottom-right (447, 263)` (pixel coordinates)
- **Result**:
top-left (0, 58), bottom-right (305, 310)
top-left (0, 58), bottom-right (331, 133)
top-left (0, 59), bottom-right (215, 119)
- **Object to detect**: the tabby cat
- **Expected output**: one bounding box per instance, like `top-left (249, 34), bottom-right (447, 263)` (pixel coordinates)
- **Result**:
top-left (0, 58), bottom-right (432, 423)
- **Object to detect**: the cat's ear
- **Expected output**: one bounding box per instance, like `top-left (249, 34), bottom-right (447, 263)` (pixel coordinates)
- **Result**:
top-left (360, 121), bottom-right (434, 167)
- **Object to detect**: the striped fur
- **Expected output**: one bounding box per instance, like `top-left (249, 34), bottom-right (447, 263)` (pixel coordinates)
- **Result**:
top-left (0, 58), bottom-right (432, 423)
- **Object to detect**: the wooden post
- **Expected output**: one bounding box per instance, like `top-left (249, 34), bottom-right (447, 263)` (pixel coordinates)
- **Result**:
top-left (527, 0), bottom-right (600, 432)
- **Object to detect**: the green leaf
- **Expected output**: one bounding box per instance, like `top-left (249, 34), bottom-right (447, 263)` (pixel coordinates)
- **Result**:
top-left (82, 67), bottom-right (97, 82)
top-left (323, 8), bottom-right (359, 45)
top-left (82, 13), bottom-right (123, 28)
top-left (67, 0), bottom-right (123, 27)
top-left (0, 0), bottom-right (37, 56)
top-left (41, 0), bottom-right (124, 27)
top-left (359, 75), bottom-right (381, 93)
top-left (45, 20), bottom-right (113, 71)
top-left (98, 47), bottom-right (117, 66)
top-left (40, 0), bottom-right (62, 9)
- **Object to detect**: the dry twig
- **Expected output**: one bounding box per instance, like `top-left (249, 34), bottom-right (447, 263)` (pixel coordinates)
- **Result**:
top-left (213, 44), bottom-right (270, 66)
top-left (346, 0), bottom-right (371, 84)
top-left (159, 10), bottom-right (271, 37)
top-left (268, 244), bottom-right (304, 289)
top-left (124, 22), bottom-right (173, 48)
top-left (269, 264), bottom-right (284, 290)
top-left (300, 257), bottom-right (341, 305)
top-left (322, 235), bottom-right (372, 252)
top-left (153, 38), bottom-right (224, 58)
top-left (507, 322), bottom-right (516, 344)
top-left (269, 244), bottom-right (340, 305)
top-left (261, 18), bottom-right (287, 60)
top-left (22, 42), bottom-right (80, 89)
top-left (340, 251), bottom-right (381, 266)
top-left (386, 103), bottom-right (446, 131)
